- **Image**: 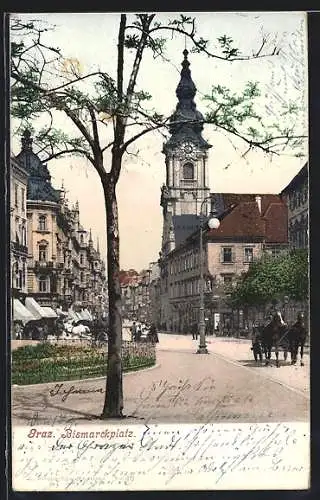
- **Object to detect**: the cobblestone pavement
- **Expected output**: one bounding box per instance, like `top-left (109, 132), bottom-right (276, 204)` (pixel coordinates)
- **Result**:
top-left (12, 333), bottom-right (309, 426)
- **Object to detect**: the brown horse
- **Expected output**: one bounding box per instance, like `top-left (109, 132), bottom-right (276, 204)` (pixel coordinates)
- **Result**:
top-left (260, 311), bottom-right (287, 367)
top-left (287, 313), bottom-right (307, 366)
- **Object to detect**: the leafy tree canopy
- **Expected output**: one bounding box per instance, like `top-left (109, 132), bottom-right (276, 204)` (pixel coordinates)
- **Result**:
top-left (230, 249), bottom-right (308, 307)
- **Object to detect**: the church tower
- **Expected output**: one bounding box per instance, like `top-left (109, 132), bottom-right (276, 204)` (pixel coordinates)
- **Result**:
top-left (160, 49), bottom-right (211, 256)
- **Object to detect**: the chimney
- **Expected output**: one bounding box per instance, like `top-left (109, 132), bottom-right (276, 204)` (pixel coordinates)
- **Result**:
top-left (255, 195), bottom-right (262, 214)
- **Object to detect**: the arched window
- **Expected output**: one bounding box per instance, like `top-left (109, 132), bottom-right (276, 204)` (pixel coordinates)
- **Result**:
top-left (183, 162), bottom-right (194, 180)
top-left (80, 234), bottom-right (84, 244)
top-left (38, 243), bottom-right (47, 262)
top-left (80, 253), bottom-right (84, 265)
top-left (11, 262), bottom-right (17, 288)
top-left (80, 271), bottom-right (84, 283)
top-left (38, 215), bottom-right (47, 231)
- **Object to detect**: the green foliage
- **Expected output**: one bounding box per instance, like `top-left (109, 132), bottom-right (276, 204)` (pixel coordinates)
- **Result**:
top-left (10, 15), bottom-right (306, 163)
top-left (230, 249), bottom-right (308, 307)
top-left (12, 342), bottom-right (156, 385)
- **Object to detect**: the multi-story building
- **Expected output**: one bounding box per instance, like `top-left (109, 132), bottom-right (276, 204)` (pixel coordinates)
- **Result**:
top-left (148, 261), bottom-right (161, 327)
top-left (159, 194), bottom-right (288, 333)
top-left (120, 268), bottom-right (151, 323)
top-left (157, 49), bottom-right (289, 334)
top-left (281, 163), bottom-right (308, 249)
top-left (10, 157), bottom-right (29, 302)
top-left (13, 129), bottom-right (106, 315)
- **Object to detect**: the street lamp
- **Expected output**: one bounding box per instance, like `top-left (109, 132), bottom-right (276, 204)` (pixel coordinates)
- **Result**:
top-left (197, 195), bottom-right (220, 354)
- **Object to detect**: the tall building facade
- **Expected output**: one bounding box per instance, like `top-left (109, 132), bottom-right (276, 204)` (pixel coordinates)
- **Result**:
top-left (13, 130), bottom-right (106, 314)
top-left (281, 163), bottom-right (308, 249)
top-left (10, 157), bottom-right (29, 301)
top-left (159, 194), bottom-right (288, 332)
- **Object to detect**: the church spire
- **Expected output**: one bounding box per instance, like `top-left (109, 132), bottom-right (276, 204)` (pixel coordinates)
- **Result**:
top-left (176, 49), bottom-right (197, 105)
top-left (89, 228), bottom-right (93, 248)
top-left (21, 129), bottom-right (33, 151)
top-left (165, 49), bottom-right (209, 148)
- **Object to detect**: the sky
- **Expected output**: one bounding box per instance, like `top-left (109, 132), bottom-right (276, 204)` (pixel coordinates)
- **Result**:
top-left (11, 12), bottom-right (308, 271)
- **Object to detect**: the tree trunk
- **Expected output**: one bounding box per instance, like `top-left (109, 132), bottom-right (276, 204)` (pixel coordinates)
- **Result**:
top-left (101, 176), bottom-right (123, 418)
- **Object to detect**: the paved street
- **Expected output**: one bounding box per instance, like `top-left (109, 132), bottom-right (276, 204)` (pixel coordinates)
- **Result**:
top-left (12, 333), bottom-right (309, 425)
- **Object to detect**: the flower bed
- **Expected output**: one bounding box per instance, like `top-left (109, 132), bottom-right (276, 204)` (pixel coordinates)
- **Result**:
top-left (12, 341), bottom-right (156, 385)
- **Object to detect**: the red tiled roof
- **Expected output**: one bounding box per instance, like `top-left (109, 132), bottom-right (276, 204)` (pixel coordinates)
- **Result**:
top-left (207, 195), bottom-right (288, 243)
top-left (207, 202), bottom-right (265, 239)
top-left (263, 203), bottom-right (288, 243)
top-left (221, 193), bottom-right (282, 217)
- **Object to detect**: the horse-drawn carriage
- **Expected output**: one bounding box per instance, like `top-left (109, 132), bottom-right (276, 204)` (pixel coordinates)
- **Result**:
top-left (251, 312), bottom-right (307, 367)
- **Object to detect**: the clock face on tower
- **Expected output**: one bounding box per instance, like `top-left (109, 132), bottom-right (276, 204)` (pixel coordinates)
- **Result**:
top-left (181, 141), bottom-right (195, 155)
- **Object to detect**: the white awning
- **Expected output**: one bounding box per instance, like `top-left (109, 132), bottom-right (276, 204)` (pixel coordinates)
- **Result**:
top-left (67, 310), bottom-right (82, 323)
top-left (42, 307), bottom-right (58, 319)
top-left (13, 299), bottom-right (36, 323)
top-left (56, 308), bottom-right (68, 317)
top-left (25, 297), bottom-right (47, 320)
top-left (80, 309), bottom-right (93, 322)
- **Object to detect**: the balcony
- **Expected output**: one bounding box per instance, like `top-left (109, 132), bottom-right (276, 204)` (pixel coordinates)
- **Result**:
top-left (12, 241), bottom-right (28, 255)
top-left (34, 261), bottom-right (56, 272)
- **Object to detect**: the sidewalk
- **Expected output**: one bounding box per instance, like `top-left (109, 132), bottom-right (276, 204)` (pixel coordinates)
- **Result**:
top-left (157, 333), bottom-right (310, 396)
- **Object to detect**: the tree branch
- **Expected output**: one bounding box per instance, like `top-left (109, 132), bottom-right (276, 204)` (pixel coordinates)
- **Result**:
top-left (41, 147), bottom-right (95, 164)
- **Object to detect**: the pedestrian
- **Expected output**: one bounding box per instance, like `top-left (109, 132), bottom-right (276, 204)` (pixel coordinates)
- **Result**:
top-left (192, 322), bottom-right (198, 340)
top-left (149, 323), bottom-right (159, 343)
top-left (251, 324), bottom-right (263, 362)
top-left (136, 324), bottom-right (142, 342)
top-left (130, 321), bottom-right (137, 342)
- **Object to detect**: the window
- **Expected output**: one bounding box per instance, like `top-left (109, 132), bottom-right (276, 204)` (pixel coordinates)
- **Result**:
top-left (80, 254), bottom-right (84, 265)
top-left (11, 262), bottom-right (17, 287)
top-left (223, 275), bottom-right (233, 285)
top-left (16, 270), bottom-right (23, 289)
top-left (80, 234), bottom-right (84, 244)
top-left (21, 188), bottom-right (25, 211)
top-left (14, 184), bottom-right (18, 208)
top-left (183, 162), bottom-right (194, 180)
top-left (39, 275), bottom-right (48, 292)
top-left (80, 271), bottom-right (84, 283)
top-left (244, 247), bottom-right (253, 262)
top-left (22, 262), bottom-right (26, 288)
top-left (271, 248), bottom-right (280, 258)
top-left (222, 247), bottom-right (233, 263)
top-left (15, 217), bottom-right (20, 243)
top-left (21, 225), bottom-right (26, 246)
top-left (38, 215), bottom-right (47, 231)
top-left (39, 244), bottom-right (47, 262)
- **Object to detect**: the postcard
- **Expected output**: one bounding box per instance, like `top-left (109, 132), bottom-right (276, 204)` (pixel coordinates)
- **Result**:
top-left (9, 11), bottom-right (309, 491)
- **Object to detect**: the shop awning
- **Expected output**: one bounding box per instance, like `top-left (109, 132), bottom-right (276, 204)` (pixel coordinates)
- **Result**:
top-left (25, 297), bottom-right (47, 320)
top-left (56, 308), bottom-right (68, 317)
top-left (80, 309), bottom-right (93, 322)
top-left (42, 307), bottom-right (58, 319)
top-left (13, 299), bottom-right (36, 323)
top-left (67, 310), bottom-right (82, 323)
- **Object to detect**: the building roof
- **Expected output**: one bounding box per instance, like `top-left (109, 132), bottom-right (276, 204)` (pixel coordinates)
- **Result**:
top-left (15, 130), bottom-right (60, 203)
top-left (212, 193), bottom-right (283, 218)
top-left (164, 49), bottom-right (210, 151)
top-left (207, 201), bottom-right (265, 240)
top-left (207, 194), bottom-right (288, 244)
top-left (280, 163), bottom-right (308, 194)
